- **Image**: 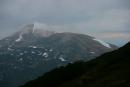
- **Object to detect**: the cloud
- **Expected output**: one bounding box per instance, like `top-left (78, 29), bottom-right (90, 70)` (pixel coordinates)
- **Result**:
top-left (0, 0), bottom-right (129, 46)
top-left (0, 0), bottom-right (125, 20)
top-left (74, 9), bottom-right (130, 33)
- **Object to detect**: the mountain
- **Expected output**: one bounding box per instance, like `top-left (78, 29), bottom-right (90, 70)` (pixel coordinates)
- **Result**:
top-left (20, 42), bottom-right (130, 87)
top-left (0, 23), bottom-right (117, 87)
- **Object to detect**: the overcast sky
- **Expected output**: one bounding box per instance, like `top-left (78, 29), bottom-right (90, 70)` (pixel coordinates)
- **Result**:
top-left (0, 0), bottom-right (130, 46)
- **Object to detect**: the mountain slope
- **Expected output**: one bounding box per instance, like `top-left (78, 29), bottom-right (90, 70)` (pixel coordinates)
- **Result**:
top-left (20, 42), bottom-right (130, 87)
top-left (0, 23), bottom-right (117, 87)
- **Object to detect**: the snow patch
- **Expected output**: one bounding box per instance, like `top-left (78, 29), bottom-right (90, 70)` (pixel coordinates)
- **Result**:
top-left (32, 46), bottom-right (37, 48)
top-left (32, 26), bottom-right (35, 33)
top-left (31, 51), bottom-right (35, 54)
top-left (90, 52), bottom-right (95, 54)
top-left (19, 53), bottom-right (24, 55)
top-left (93, 38), bottom-right (111, 48)
top-left (7, 48), bottom-right (14, 51)
top-left (16, 33), bottom-right (23, 42)
top-left (18, 58), bottom-right (23, 61)
top-left (33, 22), bottom-right (48, 30)
top-left (42, 52), bottom-right (48, 58)
top-left (29, 46), bottom-right (37, 48)
top-left (59, 56), bottom-right (66, 62)
top-left (11, 54), bottom-right (14, 55)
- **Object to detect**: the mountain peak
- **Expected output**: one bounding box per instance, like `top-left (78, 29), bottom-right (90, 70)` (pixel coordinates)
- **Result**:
top-left (18, 23), bottom-right (56, 37)
top-left (33, 22), bottom-right (48, 30)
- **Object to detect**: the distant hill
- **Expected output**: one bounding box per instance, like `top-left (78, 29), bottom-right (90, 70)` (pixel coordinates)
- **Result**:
top-left (21, 42), bottom-right (130, 87)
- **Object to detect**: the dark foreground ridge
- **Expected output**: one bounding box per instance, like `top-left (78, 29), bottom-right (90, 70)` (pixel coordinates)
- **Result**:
top-left (21, 42), bottom-right (130, 87)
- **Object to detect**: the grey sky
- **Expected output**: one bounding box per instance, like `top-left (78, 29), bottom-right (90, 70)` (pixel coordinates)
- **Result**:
top-left (0, 0), bottom-right (130, 46)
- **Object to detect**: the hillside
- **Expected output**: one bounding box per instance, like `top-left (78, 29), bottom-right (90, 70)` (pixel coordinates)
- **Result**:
top-left (0, 23), bottom-right (117, 87)
top-left (21, 42), bottom-right (130, 87)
